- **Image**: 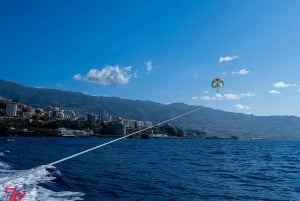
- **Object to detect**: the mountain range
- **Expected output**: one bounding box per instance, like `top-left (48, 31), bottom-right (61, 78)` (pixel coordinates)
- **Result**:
top-left (0, 79), bottom-right (300, 139)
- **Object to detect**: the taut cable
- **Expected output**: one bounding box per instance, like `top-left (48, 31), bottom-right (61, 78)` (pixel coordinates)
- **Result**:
top-left (0, 107), bottom-right (200, 184)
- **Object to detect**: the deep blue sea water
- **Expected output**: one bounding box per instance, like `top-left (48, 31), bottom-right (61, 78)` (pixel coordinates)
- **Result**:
top-left (1, 137), bottom-right (300, 200)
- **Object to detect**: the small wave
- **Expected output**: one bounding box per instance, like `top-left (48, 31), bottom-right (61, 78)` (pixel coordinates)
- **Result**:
top-left (0, 165), bottom-right (84, 201)
top-left (0, 161), bottom-right (10, 169)
top-left (0, 150), bottom-right (10, 157)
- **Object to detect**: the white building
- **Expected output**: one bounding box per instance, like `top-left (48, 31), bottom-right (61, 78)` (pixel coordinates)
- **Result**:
top-left (136, 121), bottom-right (152, 129)
top-left (57, 128), bottom-right (93, 137)
top-left (23, 112), bottom-right (35, 118)
top-left (55, 111), bottom-right (65, 119)
top-left (6, 103), bottom-right (17, 117)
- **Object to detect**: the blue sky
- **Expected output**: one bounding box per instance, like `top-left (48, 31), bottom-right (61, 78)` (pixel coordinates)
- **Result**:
top-left (1, 0), bottom-right (300, 116)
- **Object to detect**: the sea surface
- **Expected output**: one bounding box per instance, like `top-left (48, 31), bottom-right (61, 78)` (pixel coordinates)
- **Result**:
top-left (0, 137), bottom-right (300, 201)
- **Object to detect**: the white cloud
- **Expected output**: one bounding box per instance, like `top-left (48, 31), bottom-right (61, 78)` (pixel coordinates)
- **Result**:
top-left (216, 93), bottom-right (223, 99)
top-left (219, 55), bottom-right (238, 63)
top-left (145, 60), bottom-right (153, 72)
top-left (200, 96), bottom-right (215, 101)
top-left (223, 93), bottom-right (239, 100)
top-left (269, 90), bottom-right (281, 94)
top-left (200, 92), bottom-right (256, 101)
top-left (298, 89), bottom-right (300, 93)
top-left (192, 96), bottom-right (199, 100)
top-left (232, 69), bottom-right (250, 75)
top-left (234, 104), bottom-right (250, 110)
top-left (74, 74), bottom-right (82, 80)
top-left (274, 81), bottom-right (297, 88)
top-left (224, 93), bottom-right (255, 100)
top-left (240, 92), bottom-right (256, 98)
top-left (74, 65), bottom-right (137, 85)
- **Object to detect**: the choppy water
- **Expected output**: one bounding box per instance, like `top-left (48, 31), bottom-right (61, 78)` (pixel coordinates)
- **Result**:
top-left (0, 137), bottom-right (300, 200)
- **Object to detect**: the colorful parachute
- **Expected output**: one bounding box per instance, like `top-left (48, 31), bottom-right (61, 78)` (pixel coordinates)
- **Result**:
top-left (211, 78), bottom-right (224, 92)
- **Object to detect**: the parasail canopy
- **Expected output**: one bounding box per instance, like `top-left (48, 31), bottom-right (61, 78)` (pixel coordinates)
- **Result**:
top-left (211, 78), bottom-right (224, 92)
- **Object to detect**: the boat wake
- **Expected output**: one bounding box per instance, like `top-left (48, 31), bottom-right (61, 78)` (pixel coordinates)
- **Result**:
top-left (0, 159), bottom-right (84, 201)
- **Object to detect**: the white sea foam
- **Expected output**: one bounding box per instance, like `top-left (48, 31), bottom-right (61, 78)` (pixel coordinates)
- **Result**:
top-left (0, 161), bottom-right (10, 169)
top-left (0, 150), bottom-right (10, 157)
top-left (0, 162), bottom-right (84, 201)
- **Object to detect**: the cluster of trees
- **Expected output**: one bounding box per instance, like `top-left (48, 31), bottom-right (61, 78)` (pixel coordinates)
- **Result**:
top-left (0, 118), bottom-right (191, 137)
top-left (0, 119), bottom-right (93, 135)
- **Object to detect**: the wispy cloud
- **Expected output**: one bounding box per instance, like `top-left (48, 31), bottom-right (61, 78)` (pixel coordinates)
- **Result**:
top-left (274, 81), bottom-right (297, 88)
top-left (234, 104), bottom-right (250, 110)
top-left (232, 69), bottom-right (250, 75)
top-left (269, 90), bottom-right (281, 94)
top-left (190, 70), bottom-right (199, 79)
top-left (224, 93), bottom-right (255, 100)
top-left (145, 60), bottom-right (153, 72)
top-left (74, 65), bottom-right (137, 85)
top-left (222, 71), bottom-right (228, 76)
top-left (219, 55), bottom-right (238, 63)
top-left (200, 95), bottom-right (216, 101)
top-left (222, 93), bottom-right (239, 100)
top-left (200, 92), bottom-right (256, 101)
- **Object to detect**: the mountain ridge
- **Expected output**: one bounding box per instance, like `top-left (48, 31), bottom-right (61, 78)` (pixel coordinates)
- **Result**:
top-left (1, 79), bottom-right (300, 139)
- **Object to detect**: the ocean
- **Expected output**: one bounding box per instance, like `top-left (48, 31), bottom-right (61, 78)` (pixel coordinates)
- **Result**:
top-left (0, 137), bottom-right (300, 201)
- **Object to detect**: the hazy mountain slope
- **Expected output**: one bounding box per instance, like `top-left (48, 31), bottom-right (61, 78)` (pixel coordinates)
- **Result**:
top-left (1, 79), bottom-right (300, 139)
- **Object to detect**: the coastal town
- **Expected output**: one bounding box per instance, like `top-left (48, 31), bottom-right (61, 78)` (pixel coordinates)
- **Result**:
top-left (0, 97), bottom-right (209, 139)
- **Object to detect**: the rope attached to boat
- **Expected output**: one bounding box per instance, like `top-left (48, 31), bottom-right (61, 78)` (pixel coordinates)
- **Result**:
top-left (0, 107), bottom-right (200, 184)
